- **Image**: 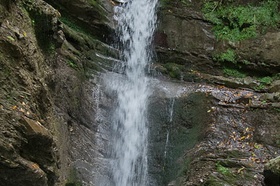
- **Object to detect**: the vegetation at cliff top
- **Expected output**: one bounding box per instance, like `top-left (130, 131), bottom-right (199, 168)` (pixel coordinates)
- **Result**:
top-left (202, 0), bottom-right (280, 41)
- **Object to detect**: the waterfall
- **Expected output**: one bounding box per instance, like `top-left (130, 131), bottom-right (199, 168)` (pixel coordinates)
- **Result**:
top-left (103, 0), bottom-right (158, 185)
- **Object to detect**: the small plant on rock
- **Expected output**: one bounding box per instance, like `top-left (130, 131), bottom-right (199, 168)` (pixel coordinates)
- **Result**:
top-left (214, 49), bottom-right (236, 63)
top-left (216, 162), bottom-right (231, 176)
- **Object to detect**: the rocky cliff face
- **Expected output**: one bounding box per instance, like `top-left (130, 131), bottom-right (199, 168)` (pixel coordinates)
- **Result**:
top-left (155, 0), bottom-right (280, 82)
top-left (0, 1), bottom-right (60, 185)
top-left (0, 0), bottom-right (279, 185)
top-left (0, 0), bottom-right (115, 185)
top-left (154, 0), bottom-right (280, 185)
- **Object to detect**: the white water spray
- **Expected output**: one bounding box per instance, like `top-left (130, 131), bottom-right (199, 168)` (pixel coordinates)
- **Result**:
top-left (107, 0), bottom-right (158, 185)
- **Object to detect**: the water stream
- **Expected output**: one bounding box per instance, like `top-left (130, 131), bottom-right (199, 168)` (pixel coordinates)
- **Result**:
top-left (103, 0), bottom-right (158, 185)
top-left (164, 98), bottom-right (175, 163)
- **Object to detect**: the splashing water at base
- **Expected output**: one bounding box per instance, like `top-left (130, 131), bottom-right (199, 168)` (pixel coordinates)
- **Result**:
top-left (105, 0), bottom-right (158, 185)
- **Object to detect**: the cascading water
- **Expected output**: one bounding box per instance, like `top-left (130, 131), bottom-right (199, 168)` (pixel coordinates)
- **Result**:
top-left (164, 98), bottom-right (175, 161)
top-left (104, 0), bottom-right (158, 185)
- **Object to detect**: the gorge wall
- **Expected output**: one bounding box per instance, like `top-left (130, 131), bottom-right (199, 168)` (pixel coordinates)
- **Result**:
top-left (0, 0), bottom-right (115, 185)
top-left (0, 0), bottom-right (279, 185)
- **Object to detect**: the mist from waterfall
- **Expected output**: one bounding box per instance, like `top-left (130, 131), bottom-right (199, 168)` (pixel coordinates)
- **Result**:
top-left (104, 0), bottom-right (158, 185)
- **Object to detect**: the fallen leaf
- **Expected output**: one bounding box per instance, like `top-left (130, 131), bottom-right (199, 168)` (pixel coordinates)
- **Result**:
top-left (237, 166), bottom-right (245, 174)
top-left (239, 136), bottom-right (246, 141)
top-left (254, 143), bottom-right (261, 149)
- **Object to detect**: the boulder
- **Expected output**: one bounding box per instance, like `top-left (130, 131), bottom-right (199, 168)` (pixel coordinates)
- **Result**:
top-left (264, 156), bottom-right (280, 186)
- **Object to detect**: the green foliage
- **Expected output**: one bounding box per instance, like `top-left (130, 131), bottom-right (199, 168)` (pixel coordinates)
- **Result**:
top-left (216, 162), bottom-right (231, 175)
top-left (59, 16), bottom-right (98, 43)
top-left (254, 76), bottom-right (273, 90)
top-left (159, 0), bottom-right (170, 6)
top-left (259, 76), bottom-right (273, 85)
top-left (203, 0), bottom-right (280, 41)
top-left (241, 59), bottom-right (250, 65)
top-left (88, 0), bottom-right (97, 6)
top-left (214, 49), bottom-right (236, 63)
top-left (67, 60), bottom-right (78, 69)
top-left (60, 17), bottom-right (85, 34)
top-left (255, 84), bottom-right (266, 91)
top-left (46, 43), bottom-right (56, 54)
top-left (223, 68), bottom-right (246, 78)
top-left (253, 76), bottom-right (275, 90)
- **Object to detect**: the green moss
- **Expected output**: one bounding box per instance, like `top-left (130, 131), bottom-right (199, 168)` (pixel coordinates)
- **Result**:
top-left (59, 17), bottom-right (91, 37)
top-left (60, 16), bottom-right (99, 48)
top-left (169, 93), bottom-right (211, 182)
top-left (159, 0), bottom-right (170, 7)
top-left (223, 68), bottom-right (246, 78)
top-left (241, 59), bottom-right (251, 65)
top-left (163, 63), bottom-right (184, 79)
top-left (88, 0), bottom-right (98, 6)
top-left (216, 162), bottom-right (231, 175)
top-left (259, 76), bottom-right (273, 85)
top-left (254, 76), bottom-right (276, 90)
top-left (215, 49), bottom-right (236, 63)
top-left (65, 168), bottom-right (82, 186)
top-left (67, 60), bottom-right (78, 69)
top-left (202, 0), bottom-right (280, 41)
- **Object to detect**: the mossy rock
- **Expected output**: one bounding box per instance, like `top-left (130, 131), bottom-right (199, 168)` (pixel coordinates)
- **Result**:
top-left (163, 63), bottom-right (184, 79)
top-left (265, 156), bottom-right (280, 176)
top-left (65, 168), bottom-right (82, 186)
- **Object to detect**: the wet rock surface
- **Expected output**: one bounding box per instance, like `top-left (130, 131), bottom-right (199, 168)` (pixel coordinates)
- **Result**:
top-left (154, 2), bottom-right (280, 183)
top-left (145, 80), bottom-right (280, 185)
top-left (0, 0), bottom-right (280, 185)
top-left (0, 0), bottom-right (115, 185)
